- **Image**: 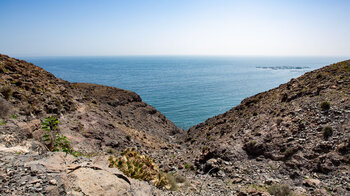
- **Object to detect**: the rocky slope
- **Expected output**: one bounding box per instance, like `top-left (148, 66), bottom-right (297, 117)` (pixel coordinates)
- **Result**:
top-left (0, 54), bottom-right (183, 195)
top-left (0, 150), bottom-right (164, 195)
top-left (0, 54), bottom-right (182, 153)
top-left (181, 60), bottom-right (350, 195)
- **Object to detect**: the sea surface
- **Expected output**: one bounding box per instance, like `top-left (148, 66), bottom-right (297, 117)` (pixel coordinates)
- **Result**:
top-left (21, 56), bottom-right (347, 129)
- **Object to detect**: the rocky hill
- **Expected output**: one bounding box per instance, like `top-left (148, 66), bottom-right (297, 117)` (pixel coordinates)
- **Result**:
top-left (0, 54), bottom-right (182, 153)
top-left (0, 54), bottom-right (183, 195)
top-left (0, 54), bottom-right (349, 195)
top-left (181, 59), bottom-right (350, 195)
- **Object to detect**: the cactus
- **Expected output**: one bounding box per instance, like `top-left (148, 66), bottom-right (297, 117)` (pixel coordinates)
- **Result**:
top-left (109, 148), bottom-right (169, 188)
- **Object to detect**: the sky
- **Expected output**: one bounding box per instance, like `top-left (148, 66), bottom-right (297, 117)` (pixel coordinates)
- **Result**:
top-left (0, 0), bottom-right (350, 57)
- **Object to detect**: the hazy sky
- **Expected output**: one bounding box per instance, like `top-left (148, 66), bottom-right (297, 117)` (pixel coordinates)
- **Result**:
top-left (1, 0), bottom-right (350, 56)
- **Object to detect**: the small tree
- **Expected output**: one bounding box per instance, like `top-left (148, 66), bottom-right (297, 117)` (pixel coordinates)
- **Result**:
top-left (42, 116), bottom-right (60, 150)
top-left (42, 116), bottom-right (80, 156)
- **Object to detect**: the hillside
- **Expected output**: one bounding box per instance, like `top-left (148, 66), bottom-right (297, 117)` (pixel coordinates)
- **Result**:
top-left (0, 54), bottom-right (182, 152)
top-left (0, 54), bottom-right (183, 195)
top-left (181, 60), bottom-right (350, 195)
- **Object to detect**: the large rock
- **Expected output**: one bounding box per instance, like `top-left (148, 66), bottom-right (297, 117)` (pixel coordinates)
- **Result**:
top-left (68, 168), bottom-right (130, 196)
top-left (0, 151), bottom-right (162, 195)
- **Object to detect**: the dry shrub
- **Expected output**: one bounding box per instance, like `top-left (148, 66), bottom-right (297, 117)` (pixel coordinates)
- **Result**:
top-left (0, 97), bottom-right (10, 118)
top-left (1, 86), bottom-right (13, 100)
top-left (268, 184), bottom-right (292, 196)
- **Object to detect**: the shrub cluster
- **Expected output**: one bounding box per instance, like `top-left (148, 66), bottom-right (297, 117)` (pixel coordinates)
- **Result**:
top-left (268, 184), bottom-right (292, 196)
top-left (108, 148), bottom-right (169, 188)
top-left (322, 125), bottom-right (333, 140)
top-left (1, 86), bottom-right (13, 100)
top-left (320, 101), bottom-right (330, 111)
top-left (243, 140), bottom-right (265, 156)
top-left (0, 97), bottom-right (10, 119)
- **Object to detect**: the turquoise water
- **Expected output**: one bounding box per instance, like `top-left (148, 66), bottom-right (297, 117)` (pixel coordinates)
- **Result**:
top-left (22, 56), bottom-right (347, 129)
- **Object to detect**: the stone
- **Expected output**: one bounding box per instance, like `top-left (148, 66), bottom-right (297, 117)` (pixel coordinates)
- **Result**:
top-left (34, 182), bottom-right (41, 188)
top-left (264, 178), bottom-right (280, 185)
top-left (68, 167), bottom-right (130, 195)
top-left (29, 178), bottom-right (41, 184)
top-left (303, 179), bottom-right (321, 188)
top-left (49, 179), bottom-right (57, 185)
top-left (231, 177), bottom-right (243, 183)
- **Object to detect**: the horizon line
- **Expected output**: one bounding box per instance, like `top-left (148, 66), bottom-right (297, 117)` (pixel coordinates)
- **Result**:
top-left (12, 54), bottom-right (350, 59)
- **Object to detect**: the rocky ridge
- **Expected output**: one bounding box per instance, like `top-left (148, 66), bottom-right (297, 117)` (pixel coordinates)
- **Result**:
top-left (181, 59), bottom-right (350, 195)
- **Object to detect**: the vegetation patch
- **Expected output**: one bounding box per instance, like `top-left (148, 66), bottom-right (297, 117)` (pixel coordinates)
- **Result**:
top-left (184, 163), bottom-right (192, 170)
top-left (247, 184), bottom-right (267, 192)
top-left (164, 172), bottom-right (188, 191)
top-left (344, 64), bottom-right (350, 72)
top-left (243, 140), bottom-right (265, 156)
top-left (283, 147), bottom-right (297, 159)
top-left (108, 148), bottom-right (170, 189)
top-left (0, 97), bottom-right (10, 118)
top-left (322, 125), bottom-right (333, 140)
top-left (42, 116), bottom-right (81, 157)
top-left (320, 101), bottom-right (330, 111)
top-left (1, 86), bottom-right (13, 100)
top-left (268, 184), bottom-right (292, 196)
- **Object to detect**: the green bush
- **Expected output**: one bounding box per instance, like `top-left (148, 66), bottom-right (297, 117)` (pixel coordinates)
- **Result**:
top-left (42, 116), bottom-right (80, 157)
top-left (322, 125), bottom-right (333, 140)
top-left (184, 163), bottom-right (191, 170)
top-left (108, 148), bottom-right (169, 189)
top-left (320, 101), bottom-right (330, 111)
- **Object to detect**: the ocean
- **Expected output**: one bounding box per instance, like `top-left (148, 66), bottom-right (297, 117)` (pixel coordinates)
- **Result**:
top-left (21, 56), bottom-right (346, 129)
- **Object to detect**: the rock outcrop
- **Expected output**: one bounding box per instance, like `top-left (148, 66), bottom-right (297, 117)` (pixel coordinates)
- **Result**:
top-left (0, 149), bottom-right (163, 195)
